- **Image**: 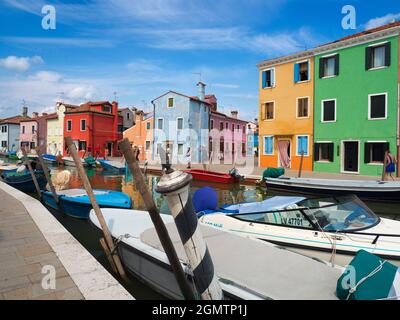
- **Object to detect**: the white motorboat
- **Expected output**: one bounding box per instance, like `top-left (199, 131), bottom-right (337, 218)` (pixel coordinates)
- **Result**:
top-left (62, 156), bottom-right (88, 167)
top-left (197, 194), bottom-right (400, 267)
top-left (89, 209), bottom-right (342, 300)
top-left (263, 176), bottom-right (400, 202)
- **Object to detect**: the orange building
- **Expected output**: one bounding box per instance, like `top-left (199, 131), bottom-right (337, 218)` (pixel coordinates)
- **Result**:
top-left (258, 53), bottom-right (314, 171)
top-left (123, 110), bottom-right (153, 161)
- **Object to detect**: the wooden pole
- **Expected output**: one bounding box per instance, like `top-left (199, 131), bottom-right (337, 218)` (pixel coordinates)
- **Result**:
top-left (119, 138), bottom-right (196, 300)
top-left (21, 147), bottom-right (42, 199)
top-left (298, 150), bottom-right (304, 178)
top-left (65, 136), bottom-right (128, 281)
top-left (382, 151), bottom-right (388, 182)
top-left (36, 148), bottom-right (59, 205)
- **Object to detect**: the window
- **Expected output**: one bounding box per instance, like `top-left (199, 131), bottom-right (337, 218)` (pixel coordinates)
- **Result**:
top-left (78, 140), bottom-right (87, 151)
top-left (178, 143), bottom-right (184, 155)
top-left (261, 68), bottom-right (275, 88)
top-left (145, 141), bottom-right (151, 151)
top-left (294, 61), bottom-right (309, 82)
top-left (127, 113), bottom-right (130, 120)
top-left (219, 122), bottom-right (224, 131)
top-left (31, 126), bottom-right (35, 134)
top-left (146, 122), bottom-right (151, 130)
top-left (22, 126), bottom-right (25, 134)
top-left (364, 142), bottom-right (389, 164)
top-left (296, 136), bottom-right (309, 156)
top-left (80, 119), bottom-right (86, 131)
top-left (297, 97), bottom-right (309, 118)
top-left (314, 143), bottom-right (334, 162)
top-left (157, 118), bottom-right (164, 130)
top-left (369, 93), bottom-right (387, 120)
top-left (1, 141), bottom-right (7, 148)
top-left (102, 105), bottom-right (112, 113)
top-left (262, 102), bottom-right (274, 120)
top-left (118, 125), bottom-right (124, 133)
top-left (242, 143), bottom-right (246, 156)
top-left (157, 143), bottom-right (162, 155)
top-left (263, 136), bottom-right (274, 155)
top-left (319, 55), bottom-right (339, 78)
top-left (321, 100), bottom-right (336, 122)
top-left (366, 43), bottom-right (391, 70)
top-left (30, 142), bottom-right (35, 149)
top-left (67, 120), bottom-right (72, 131)
top-left (1, 126), bottom-right (7, 133)
top-left (210, 120), bottom-right (214, 129)
top-left (225, 122), bottom-right (228, 129)
top-left (177, 118), bottom-right (183, 130)
top-left (168, 98), bottom-right (174, 108)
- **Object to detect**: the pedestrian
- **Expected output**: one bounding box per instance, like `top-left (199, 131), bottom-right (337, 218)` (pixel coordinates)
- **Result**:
top-left (186, 147), bottom-right (191, 169)
top-left (385, 150), bottom-right (397, 181)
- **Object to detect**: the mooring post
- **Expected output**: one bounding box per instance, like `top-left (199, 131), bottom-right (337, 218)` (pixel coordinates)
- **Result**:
top-left (65, 136), bottom-right (128, 281)
top-left (156, 149), bottom-right (224, 300)
top-left (119, 138), bottom-right (196, 300)
top-left (21, 147), bottom-right (42, 199)
top-left (382, 151), bottom-right (388, 182)
top-left (298, 150), bottom-right (304, 178)
top-left (36, 148), bottom-right (59, 206)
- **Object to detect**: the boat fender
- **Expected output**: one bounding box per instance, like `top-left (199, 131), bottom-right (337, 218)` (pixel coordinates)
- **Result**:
top-left (16, 165), bottom-right (26, 173)
top-left (193, 187), bottom-right (218, 213)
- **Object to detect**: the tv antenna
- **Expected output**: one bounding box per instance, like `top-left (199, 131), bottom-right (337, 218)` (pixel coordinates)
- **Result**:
top-left (193, 72), bottom-right (202, 82)
top-left (113, 91), bottom-right (118, 101)
top-left (57, 92), bottom-right (65, 102)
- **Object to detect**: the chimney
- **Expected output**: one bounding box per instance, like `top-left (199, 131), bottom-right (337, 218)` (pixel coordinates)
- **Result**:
top-left (32, 112), bottom-right (39, 118)
top-left (197, 82), bottom-right (206, 101)
top-left (22, 106), bottom-right (28, 117)
top-left (231, 110), bottom-right (238, 119)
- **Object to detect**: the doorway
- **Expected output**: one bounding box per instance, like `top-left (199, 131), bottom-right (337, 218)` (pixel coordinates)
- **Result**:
top-left (278, 139), bottom-right (291, 168)
top-left (107, 142), bottom-right (113, 157)
top-left (343, 141), bottom-right (359, 173)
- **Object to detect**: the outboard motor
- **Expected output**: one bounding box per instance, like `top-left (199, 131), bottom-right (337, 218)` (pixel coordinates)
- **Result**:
top-left (229, 168), bottom-right (244, 181)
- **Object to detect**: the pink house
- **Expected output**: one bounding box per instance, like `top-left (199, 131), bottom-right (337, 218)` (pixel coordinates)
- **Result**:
top-left (209, 110), bottom-right (248, 164)
top-left (19, 115), bottom-right (38, 151)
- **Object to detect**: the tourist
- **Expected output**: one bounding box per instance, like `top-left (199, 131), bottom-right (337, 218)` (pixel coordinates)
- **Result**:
top-left (385, 150), bottom-right (397, 181)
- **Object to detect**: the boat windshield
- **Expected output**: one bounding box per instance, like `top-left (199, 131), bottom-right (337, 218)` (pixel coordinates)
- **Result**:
top-left (300, 196), bottom-right (379, 232)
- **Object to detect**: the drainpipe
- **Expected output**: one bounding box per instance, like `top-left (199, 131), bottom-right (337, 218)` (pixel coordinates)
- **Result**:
top-left (151, 100), bottom-right (156, 162)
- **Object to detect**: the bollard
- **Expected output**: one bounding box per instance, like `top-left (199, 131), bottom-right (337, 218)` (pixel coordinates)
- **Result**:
top-left (156, 169), bottom-right (224, 300)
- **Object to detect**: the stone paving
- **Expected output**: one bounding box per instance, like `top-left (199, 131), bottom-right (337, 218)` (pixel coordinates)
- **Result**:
top-left (0, 188), bottom-right (84, 300)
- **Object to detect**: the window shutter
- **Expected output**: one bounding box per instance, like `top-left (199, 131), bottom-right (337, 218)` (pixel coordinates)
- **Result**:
top-left (385, 42), bottom-right (391, 67)
top-left (334, 55), bottom-right (340, 76)
top-left (314, 143), bottom-right (320, 161)
top-left (319, 58), bottom-right (325, 78)
top-left (262, 71), bottom-right (266, 88)
top-left (365, 47), bottom-right (372, 70)
top-left (294, 63), bottom-right (300, 83)
top-left (328, 143), bottom-right (334, 162)
top-left (271, 69), bottom-right (275, 87)
top-left (364, 143), bottom-right (371, 163)
top-left (307, 60), bottom-right (310, 80)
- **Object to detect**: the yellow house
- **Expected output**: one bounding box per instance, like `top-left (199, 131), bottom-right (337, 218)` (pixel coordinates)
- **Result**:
top-left (46, 102), bottom-right (78, 154)
top-left (258, 53), bottom-right (314, 171)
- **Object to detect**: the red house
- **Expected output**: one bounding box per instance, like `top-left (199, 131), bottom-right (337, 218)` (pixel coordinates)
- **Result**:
top-left (63, 101), bottom-right (124, 158)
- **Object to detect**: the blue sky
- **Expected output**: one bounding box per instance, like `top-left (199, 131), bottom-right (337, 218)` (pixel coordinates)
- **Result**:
top-left (0, 0), bottom-right (399, 120)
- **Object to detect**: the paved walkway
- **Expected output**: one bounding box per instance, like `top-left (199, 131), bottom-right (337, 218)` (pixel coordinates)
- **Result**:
top-left (0, 188), bottom-right (84, 300)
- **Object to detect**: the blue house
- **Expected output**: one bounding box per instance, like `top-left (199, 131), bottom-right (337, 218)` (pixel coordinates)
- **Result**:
top-left (0, 109), bottom-right (30, 153)
top-left (152, 82), bottom-right (211, 164)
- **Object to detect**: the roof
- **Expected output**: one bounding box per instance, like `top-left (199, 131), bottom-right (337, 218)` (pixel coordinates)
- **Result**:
top-left (0, 115), bottom-right (31, 125)
top-left (152, 90), bottom-right (212, 106)
top-left (85, 101), bottom-right (112, 106)
top-left (20, 112), bottom-right (57, 123)
top-left (211, 110), bottom-right (248, 123)
top-left (257, 21), bottom-right (400, 69)
top-left (45, 113), bottom-right (59, 121)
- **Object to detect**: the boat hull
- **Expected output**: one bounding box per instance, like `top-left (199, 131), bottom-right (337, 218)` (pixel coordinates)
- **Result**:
top-left (1, 172), bottom-right (47, 193)
top-left (41, 190), bottom-right (132, 219)
top-left (98, 160), bottom-right (125, 174)
top-left (62, 158), bottom-right (88, 167)
top-left (265, 178), bottom-right (400, 202)
top-left (185, 169), bottom-right (239, 184)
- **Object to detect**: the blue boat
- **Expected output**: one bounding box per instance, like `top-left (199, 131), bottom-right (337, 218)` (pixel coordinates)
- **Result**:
top-left (42, 154), bottom-right (57, 165)
top-left (41, 189), bottom-right (132, 219)
top-left (98, 159), bottom-right (125, 174)
top-left (1, 170), bottom-right (47, 193)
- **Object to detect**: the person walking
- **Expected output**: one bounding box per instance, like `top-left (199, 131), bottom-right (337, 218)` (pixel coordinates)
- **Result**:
top-left (186, 147), bottom-right (191, 169)
top-left (385, 150), bottom-right (397, 181)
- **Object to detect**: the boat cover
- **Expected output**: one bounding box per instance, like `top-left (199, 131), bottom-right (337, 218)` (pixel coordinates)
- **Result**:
top-left (56, 189), bottom-right (108, 198)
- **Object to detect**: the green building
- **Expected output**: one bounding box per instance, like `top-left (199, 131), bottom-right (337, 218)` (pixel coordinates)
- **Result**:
top-left (313, 24), bottom-right (399, 176)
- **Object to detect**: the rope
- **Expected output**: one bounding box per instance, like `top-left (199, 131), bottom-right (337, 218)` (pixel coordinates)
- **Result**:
top-left (184, 260), bottom-right (201, 300)
top-left (109, 233), bottom-right (136, 256)
top-left (346, 260), bottom-right (387, 300)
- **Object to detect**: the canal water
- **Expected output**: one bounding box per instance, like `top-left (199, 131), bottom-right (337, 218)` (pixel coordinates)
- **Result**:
top-left (20, 164), bottom-right (400, 299)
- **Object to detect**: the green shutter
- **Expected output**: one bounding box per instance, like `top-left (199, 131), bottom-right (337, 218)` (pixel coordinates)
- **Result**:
top-left (334, 54), bottom-right (340, 76)
top-left (385, 42), bottom-right (391, 67)
top-left (364, 143), bottom-right (371, 163)
top-left (365, 47), bottom-right (372, 70)
top-left (328, 143), bottom-right (334, 162)
top-left (319, 58), bottom-right (325, 78)
top-left (314, 143), bottom-right (320, 161)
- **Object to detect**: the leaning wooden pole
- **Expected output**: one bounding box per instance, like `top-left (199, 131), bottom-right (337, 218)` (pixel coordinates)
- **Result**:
top-left (119, 138), bottom-right (196, 300)
top-left (21, 147), bottom-right (42, 199)
top-left (36, 148), bottom-right (59, 206)
top-left (382, 151), bottom-right (388, 182)
top-left (65, 136), bottom-right (128, 281)
top-left (298, 151), bottom-right (304, 178)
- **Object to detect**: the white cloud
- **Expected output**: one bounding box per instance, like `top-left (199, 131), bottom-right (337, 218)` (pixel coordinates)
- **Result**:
top-left (365, 13), bottom-right (400, 30)
top-left (66, 85), bottom-right (97, 100)
top-left (1, 37), bottom-right (116, 48)
top-left (0, 55), bottom-right (43, 72)
top-left (211, 83), bottom-right (240, 89)
top-left (31, 71), bottom-right (62, 82)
